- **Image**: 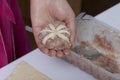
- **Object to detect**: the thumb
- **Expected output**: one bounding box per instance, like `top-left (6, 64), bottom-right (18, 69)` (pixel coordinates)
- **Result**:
top-left (65, 13), bottom-right (76, 46)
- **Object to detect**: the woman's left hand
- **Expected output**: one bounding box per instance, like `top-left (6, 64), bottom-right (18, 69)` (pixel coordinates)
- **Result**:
top-left (30, 0), bottom-right (75, 57)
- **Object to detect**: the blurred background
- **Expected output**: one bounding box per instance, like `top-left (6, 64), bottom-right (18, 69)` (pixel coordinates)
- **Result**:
top-left (18, 0), bottom-right (119, 50)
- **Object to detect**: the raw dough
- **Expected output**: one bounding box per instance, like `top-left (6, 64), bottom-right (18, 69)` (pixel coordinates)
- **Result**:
top-left (7, 61), bottom-right (51, 80)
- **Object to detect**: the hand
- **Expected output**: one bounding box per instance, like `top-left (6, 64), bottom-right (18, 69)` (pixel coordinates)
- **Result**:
top-left (30, 0), bottom-right (75, 57)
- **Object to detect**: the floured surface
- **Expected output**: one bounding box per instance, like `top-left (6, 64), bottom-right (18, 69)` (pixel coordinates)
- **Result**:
top-left (7, 61), bottom-right (51, 80)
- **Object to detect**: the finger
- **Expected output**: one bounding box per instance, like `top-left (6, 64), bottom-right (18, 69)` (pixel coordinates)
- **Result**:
top-left (32, 25), bottom-right (46, 47)
top-left (56, 50), bottom-right (64, 57)
top-left (32, 24), bottom-right (46, 36)
top-left (49, 50), bottom-right (56, 56)
top-left (68, 19), bottom-right (75, 44)
top-left (63, 49), bottom-right (70, 55)
top-left (38, 33), bottom-right (44, 40)
top-left (65, 12), bottom-right (76, 44)
top-left (37, 40), bottom-right (44, 48)
top-left (39, 47), bottom-right (49, 55)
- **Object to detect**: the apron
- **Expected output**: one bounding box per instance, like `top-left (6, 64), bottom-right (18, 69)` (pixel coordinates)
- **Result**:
top-left (0, 0), bottom-right (31, 68)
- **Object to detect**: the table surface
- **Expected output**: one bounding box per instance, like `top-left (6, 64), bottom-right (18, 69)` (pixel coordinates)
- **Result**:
top-left (0, 49), bottom-right (97, 80)
top-left (0, 2), bottom-right (120, 80)
top-left (95, 2), bottom-right (120, 30)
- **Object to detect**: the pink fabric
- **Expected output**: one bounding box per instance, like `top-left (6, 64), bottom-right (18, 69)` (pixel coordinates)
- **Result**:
top-left (0, 0), bottom-right (31, 68)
